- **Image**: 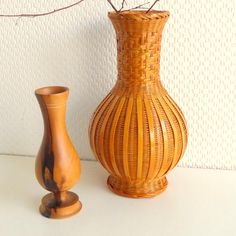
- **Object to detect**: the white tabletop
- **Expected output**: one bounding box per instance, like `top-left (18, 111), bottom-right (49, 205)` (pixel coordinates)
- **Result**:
top-left (0, 155), bottom-right (235, 236)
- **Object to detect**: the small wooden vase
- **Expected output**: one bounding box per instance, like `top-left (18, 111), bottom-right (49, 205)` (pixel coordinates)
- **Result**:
top-left (35, 86), bottom-right (82, 219)
top-left (89, 11), bottom-right (188, 198)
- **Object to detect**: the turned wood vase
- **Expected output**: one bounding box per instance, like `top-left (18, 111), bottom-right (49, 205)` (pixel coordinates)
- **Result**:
top-left (35, 86), bottom-right (82, 218)
top-left (89, 11), bottom-right (188, 198)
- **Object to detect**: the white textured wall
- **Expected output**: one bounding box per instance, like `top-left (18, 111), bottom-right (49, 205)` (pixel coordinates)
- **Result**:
top-left (0, 0), bottom-right (235, 170)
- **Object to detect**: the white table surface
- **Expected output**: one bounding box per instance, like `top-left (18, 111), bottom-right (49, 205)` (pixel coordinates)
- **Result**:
top-left (0, 155), bottom-right (235, 236)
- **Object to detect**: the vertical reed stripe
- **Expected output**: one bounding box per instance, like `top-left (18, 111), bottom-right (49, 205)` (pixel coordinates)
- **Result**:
top-left (162, 93), bottom-right (184, 171)
top-left (143, 95), bottom-right (156, 179)
top-left (123, 97), bottom-right (133, 180)
top-left (98, 96), bottom-right (119, 173)
top-left (162, 94), bottom-right (187, 166)
top-left (165, 93), bottom-right (188, 146)
top-left (155, 93), bottom-right (177, 177)
top-left (109, 97), bottom-right (126, 177)
top-left (93, 92), bottom-right (112, 117)
top-left (90, 93), bottom-right (114, 159)
top-left (151, 95), bottom-right (169, 177)
top-left (90, 93), bottom-right (113, 147)
top-left (136, 96), bottom-right (143, 180)
top-left (165, 93), bottom-right (188, 126)
top-left (163, 96), bottom-right (181, 173)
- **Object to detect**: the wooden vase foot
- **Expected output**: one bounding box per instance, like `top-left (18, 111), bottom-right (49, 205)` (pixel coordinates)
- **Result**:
top-left (107, 175), bottom-right (168, 198)
top-left (39, 191), bottom-right (82, 219)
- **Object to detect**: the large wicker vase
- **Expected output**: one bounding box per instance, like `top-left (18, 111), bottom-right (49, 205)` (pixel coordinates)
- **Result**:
top-left (89, 11), bottom-right (188, 198)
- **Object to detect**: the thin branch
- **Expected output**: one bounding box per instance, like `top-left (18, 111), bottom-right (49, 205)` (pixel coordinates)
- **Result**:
top-left (0, 0), bottom-right (84, 18)
top-left (119, 0), bottom-right (127, 12)
top-left (146, 0), bottom-right (160, 13)
top-left (129, 2), bottom-right (150, 10)
top-left (107, 0), bottom-right (119, 13)
top-left (121, 2), bottom-right (150, 13)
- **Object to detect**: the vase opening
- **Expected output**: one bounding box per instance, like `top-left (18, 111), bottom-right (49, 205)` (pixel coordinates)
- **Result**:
top-left (110, 10), bottom-right (168, 14)
top-left (108, 10), bottom-right (169, 19)
top-left (35, 86), bottom-right (68, 96)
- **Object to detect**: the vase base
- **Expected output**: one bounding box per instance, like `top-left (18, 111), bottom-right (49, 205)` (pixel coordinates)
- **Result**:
top-left (39, 191), bottom-right (82, 219)
top-left (107, 175), bottom-right (168, 198)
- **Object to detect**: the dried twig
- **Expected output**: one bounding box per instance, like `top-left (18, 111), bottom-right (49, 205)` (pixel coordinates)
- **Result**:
top-left (121, 2), bottom-right (150, 13)
top-left (146, 0), bottom-right (160, 13)
top-left (129, 2), bottom-right (150, 10)
top-left (0, 0), bottom-right (84, 18)
top-left (119, 0), bottom-right (127, 12)
top-left (107, 0), bottom-right (119, 13)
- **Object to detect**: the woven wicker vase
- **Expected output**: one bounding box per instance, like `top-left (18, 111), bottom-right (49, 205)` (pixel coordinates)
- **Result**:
top-left (89, 11), bottom-right (188, 198)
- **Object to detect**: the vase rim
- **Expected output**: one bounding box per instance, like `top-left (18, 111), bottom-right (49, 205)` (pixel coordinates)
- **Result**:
top-left (108, 10), bottom-right (169, 20)
top-left (35, 86), bottom-right (69, 96)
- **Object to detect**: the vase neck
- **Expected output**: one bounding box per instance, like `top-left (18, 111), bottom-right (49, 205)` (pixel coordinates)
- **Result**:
top-left (117, 32), bottom-right (162, 85)
top-left (35, 87), bottom-right (69, 135)
top-left (40, 101), bottom-right (67, 135)
top-left (109, 11), bottom-right (169, 87)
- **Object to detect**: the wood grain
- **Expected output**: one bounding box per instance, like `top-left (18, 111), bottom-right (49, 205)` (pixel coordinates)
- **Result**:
top-left (35, 86), bottom-right (82, 218)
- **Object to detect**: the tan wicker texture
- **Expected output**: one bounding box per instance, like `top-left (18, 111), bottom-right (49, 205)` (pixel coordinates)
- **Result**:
top-left (89, 11), bottom-right (188, 198)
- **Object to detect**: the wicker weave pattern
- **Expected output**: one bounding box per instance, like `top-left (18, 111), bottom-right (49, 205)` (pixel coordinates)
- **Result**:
top-left (89, 11), bottom-right (188, 198)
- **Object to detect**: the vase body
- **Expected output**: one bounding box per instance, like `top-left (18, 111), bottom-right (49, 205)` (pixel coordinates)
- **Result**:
top-left (89, 11), bottom-right (188, 198)
top-left (35, 86), bottom-right (81, 218)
